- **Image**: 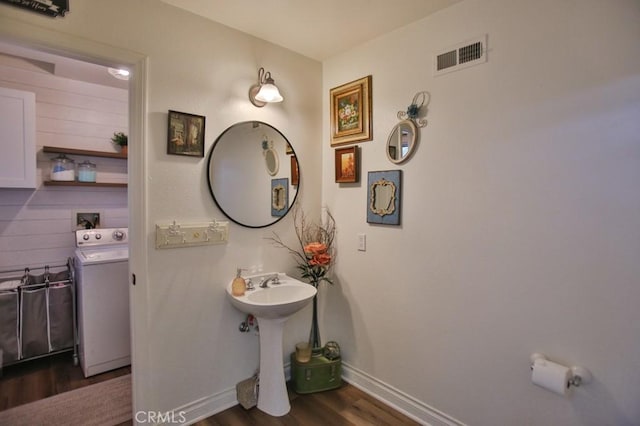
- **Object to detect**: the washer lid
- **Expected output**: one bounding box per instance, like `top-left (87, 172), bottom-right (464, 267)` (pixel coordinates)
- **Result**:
top-left (76, 247), bottom-right (129, 265)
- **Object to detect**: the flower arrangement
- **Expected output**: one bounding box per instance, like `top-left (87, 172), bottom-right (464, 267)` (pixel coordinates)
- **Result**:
top-left (268, 206), bottom-right (337, 351)
top-left (267, 206), bottom-right (336, 288)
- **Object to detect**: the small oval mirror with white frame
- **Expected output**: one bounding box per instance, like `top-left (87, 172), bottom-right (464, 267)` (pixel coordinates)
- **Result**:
top-left (386, 120), bottom-right (417, 164)
top-left (386, 91), bottom-right (430, 164)
top-left (262, 137), bottom-right (279, 176)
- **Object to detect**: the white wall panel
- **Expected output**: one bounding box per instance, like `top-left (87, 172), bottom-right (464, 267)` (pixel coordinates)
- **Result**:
top-left (0, 58), bottom-right (128, 271)
top-left (322, 1), bottom-right (640, 425)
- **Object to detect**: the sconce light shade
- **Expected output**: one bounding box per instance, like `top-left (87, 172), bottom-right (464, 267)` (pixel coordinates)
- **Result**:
top-left (255, 82), bottom-right (283, 103)
top-left (108, 67), bottom-right (130, 80)
top-left (249, 67), bottom-right (283, 107)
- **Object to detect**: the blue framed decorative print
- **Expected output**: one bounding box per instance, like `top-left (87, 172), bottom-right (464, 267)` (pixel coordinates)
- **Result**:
top-left (271, 178), bottom-right (289, 217)
top-left (367, 170), bottom-right (401, 225)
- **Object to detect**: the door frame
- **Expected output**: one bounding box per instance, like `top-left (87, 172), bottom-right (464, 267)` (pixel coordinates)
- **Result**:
top-left (0, 16), bottom-right (150, 416)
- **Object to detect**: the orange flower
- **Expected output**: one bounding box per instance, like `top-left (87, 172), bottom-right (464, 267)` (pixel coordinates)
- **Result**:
top-left (304, 242), bottom-right (327, 255)
top-left (309, 253), bottom-right (331, 266)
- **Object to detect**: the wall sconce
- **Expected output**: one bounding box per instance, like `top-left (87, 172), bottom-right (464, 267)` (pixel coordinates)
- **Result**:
top-left (249, 67), bottom-right (283, 107)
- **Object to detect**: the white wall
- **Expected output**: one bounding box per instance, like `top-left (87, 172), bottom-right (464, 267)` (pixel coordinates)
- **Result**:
top-left (0, 0), bottom-right (322, 421)
top-left (322, 0), bottom-right (640, 425)
top-left (3, 0), bottom-right (639, 424)
top-left (0, 56), bottom-right (127, 270)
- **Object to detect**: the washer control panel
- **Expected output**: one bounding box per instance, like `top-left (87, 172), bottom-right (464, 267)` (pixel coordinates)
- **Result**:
top-left (76, 228), bottom-right (128, 247)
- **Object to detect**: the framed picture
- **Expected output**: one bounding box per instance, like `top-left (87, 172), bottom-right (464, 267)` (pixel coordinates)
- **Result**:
top-left (330, 75), bottom-right (372, 146)
top-left (335, 146), bottom-right (358, 183)
top-left (271, 178), bottom-right (289, 217)
top-left (0, 0), bottom-right (69, 17)
top-left (167, 110), bottom-right (205, 157)
top-left (367, 170), bottom-right (402, 225)
top-left (291, 155), bottom-right (299, 186)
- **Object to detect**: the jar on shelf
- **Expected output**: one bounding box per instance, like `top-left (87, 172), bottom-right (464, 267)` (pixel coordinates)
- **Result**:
top-left (49, 154), bottom-right (75, 181)
top-left (77, 160), bottom-right (97, 182)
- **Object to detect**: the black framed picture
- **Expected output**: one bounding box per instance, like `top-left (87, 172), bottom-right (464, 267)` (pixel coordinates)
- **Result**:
top-left (0, 0), bottom-right (69, 17)
top-left (167, 110), bottom-right (205, 157)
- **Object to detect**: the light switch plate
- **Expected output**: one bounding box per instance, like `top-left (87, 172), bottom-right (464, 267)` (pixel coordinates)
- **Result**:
top-left (357, 233), bottom-right (366, 251)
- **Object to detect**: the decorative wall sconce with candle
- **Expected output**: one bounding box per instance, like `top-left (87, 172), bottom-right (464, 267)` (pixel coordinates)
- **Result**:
top-left (249, 67), bottom-right (284, 107)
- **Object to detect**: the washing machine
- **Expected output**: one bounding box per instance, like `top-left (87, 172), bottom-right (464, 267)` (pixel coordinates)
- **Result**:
top-left (74, 228), bottom-right (130, 377)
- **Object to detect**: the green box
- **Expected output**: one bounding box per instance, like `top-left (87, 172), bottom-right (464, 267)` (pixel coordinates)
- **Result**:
top-left (290, 353), bottom-right (342, 394)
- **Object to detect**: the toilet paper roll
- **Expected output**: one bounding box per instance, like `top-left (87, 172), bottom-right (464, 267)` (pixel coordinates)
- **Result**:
top-left (532, 359), bottom-right (571, 396)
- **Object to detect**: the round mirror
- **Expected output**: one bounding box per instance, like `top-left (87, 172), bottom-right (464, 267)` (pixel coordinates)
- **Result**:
top-left (207, 121), bottom-right (299, 228)
top-left (386, 120), bottom-right (417, 164)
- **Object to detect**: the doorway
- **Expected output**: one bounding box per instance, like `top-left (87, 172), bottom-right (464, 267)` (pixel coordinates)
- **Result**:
top-left (0, 19), bottom-right (147, 417)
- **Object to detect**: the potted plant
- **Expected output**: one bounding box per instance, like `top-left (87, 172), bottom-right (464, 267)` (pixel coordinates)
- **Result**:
top-left (111, 132), bottom-right (128, 155)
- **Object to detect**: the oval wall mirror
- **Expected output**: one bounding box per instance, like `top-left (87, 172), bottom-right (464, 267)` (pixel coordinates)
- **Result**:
top-left (264, 147), bottom-right (279, 176)
top-left (207, 121), bottom-right (299, 228)
top-left (386, 120), bottom-right (417, 164)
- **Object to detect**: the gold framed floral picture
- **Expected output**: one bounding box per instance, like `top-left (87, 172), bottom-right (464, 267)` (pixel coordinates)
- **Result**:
top-left (330, 75), bottom-right (372, 147)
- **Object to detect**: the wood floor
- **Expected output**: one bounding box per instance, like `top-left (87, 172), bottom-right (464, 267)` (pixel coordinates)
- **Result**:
top-left (0, 352), bottom-right (130, 411)
top-left (197, 382), bottom-right (421, 426)
top-left (1, 354), bottom-right (419, 425)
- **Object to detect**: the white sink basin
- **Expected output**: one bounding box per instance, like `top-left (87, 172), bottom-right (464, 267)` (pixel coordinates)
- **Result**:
top-left (226, 272), bottom-right (316, 417)
top-left (226, 272), bottom-right (316, 319)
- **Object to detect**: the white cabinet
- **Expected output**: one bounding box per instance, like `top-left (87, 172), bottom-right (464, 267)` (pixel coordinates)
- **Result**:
top-left (0, 87), bottom-right (36, 188)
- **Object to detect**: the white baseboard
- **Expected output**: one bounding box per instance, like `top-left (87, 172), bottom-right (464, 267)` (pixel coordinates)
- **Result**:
top-left (341, 362), bottom-right (466, 426)
top-left (175, 387), bottom-right (238, 425)
top-left (176, 361), bottom-right (463, 426)
top-left (178, 362), bottom-right (292, 425)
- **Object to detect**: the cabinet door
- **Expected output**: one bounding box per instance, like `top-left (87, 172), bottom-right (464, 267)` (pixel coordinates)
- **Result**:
top-left (0, 87), bottom-right (36, 188)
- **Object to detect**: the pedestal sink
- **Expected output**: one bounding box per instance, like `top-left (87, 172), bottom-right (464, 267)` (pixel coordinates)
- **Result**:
top-left (226, 272), bottom-right (316, 416)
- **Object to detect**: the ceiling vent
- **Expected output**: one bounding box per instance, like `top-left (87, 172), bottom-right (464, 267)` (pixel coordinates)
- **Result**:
top-left (434, 35), bottom-right (487, 76)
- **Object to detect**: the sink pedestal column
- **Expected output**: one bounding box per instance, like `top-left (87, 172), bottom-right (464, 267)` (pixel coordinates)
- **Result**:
top-left (256, 317), bottom-right (290, 416)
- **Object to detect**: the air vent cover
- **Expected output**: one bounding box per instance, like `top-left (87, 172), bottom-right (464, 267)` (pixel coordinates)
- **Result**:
top-left (434, 35), bottom-right (487, 76)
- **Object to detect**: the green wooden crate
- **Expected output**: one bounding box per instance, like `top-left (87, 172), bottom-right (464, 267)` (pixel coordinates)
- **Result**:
top-left (290, 353), bottom-right (342, 394)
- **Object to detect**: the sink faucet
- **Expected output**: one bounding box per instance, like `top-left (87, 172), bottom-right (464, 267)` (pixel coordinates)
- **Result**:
top-left (259, 274), bottom-right (280, 288)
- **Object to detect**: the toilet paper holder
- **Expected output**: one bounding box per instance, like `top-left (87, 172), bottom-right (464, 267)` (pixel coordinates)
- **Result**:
top-left (530, 353), bottom-right (592, 388)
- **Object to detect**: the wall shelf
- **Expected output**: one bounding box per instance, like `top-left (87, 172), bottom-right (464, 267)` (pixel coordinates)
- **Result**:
top-left (42, 146), bottom-right (127, 187)
top-left (43, 146), bottom-right (127, 159)
top-left (43, 181), bottom-right (127, 188)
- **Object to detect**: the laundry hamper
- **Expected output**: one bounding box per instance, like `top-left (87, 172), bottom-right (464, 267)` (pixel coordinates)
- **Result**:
top-left (0, 260), bottom-right (78, 368)
top-left (20, 284), bottom-right (49, 358)
top-left (0, 282), bottom-right (21, 363)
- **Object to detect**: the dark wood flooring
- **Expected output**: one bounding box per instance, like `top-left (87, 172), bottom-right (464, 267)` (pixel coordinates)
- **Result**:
top-left (1, 354), bottom-right (419, 425)
top-left (197, 382), bottom-right (421, 426)
top-left (0, 351), bottom-right (130, 411)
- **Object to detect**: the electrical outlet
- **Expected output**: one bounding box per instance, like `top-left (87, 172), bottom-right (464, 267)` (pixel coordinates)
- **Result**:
top-left (357, 233), bottom-right (366, 251)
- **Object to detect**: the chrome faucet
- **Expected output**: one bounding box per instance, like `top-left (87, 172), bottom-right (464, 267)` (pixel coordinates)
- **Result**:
top-left (259, 274), bottom-right (280, 288)
top-left (245, 278), bottom-right (254, 291)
